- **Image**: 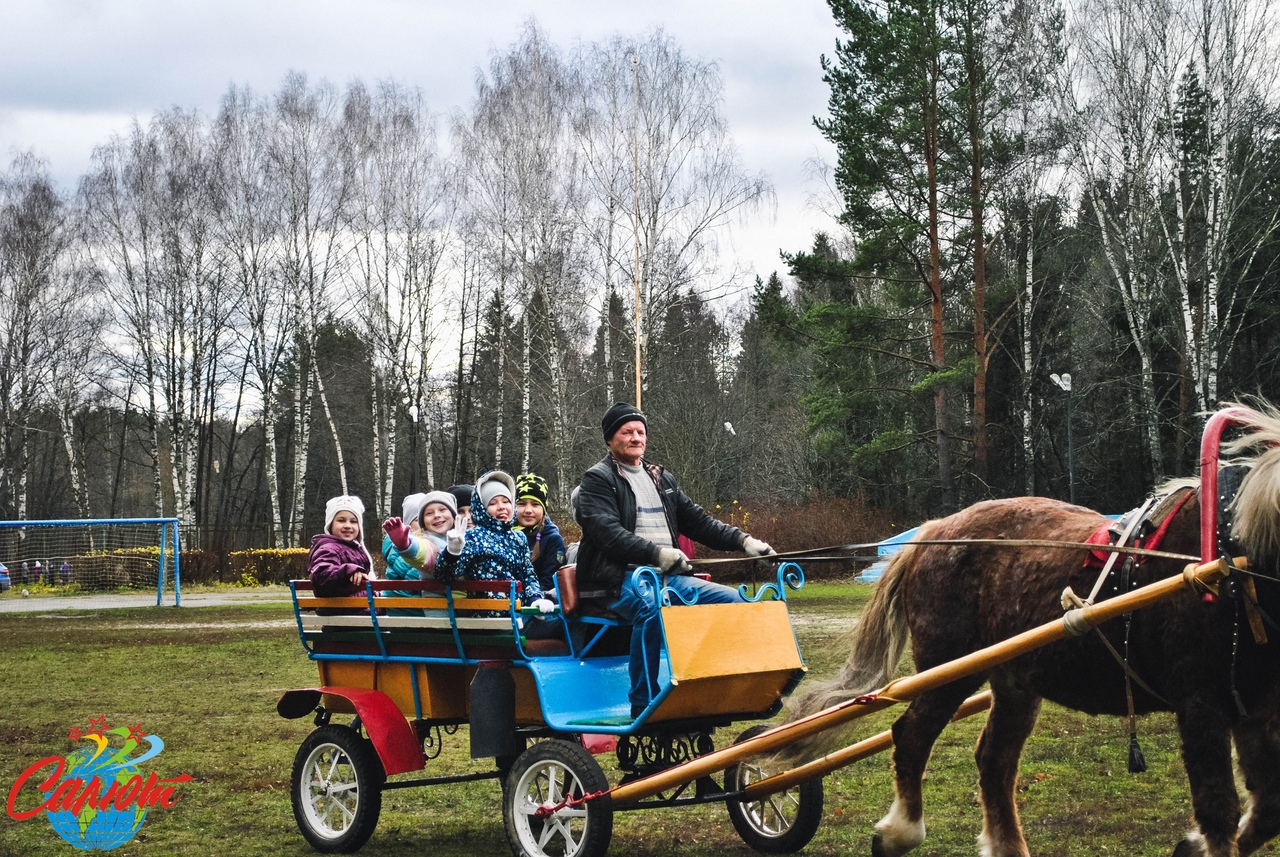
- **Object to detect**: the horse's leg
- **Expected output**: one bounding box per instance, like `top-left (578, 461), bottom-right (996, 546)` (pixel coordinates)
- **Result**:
top-left (974, 677), bottom-right (1041, 857)
top-left (1170, 701), bottom-right (1240, 857)
top-left (1232, 714), bottom-right (1280, 856)
top-left (872, 676), bottom-right (986, 857)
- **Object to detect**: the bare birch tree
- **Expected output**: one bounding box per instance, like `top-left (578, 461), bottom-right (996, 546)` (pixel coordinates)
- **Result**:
top-left (455, 22), bottom-right (585, 479)
top-left (994, 0), bottom-right (1066, 493)
top-left (578, 31), bottom-right (775, 397)
top-left (342, 80), bottom-right (452, 514)
top-left (214, 84), bottom-right (297, 545)
top-left (1157, 0), bottom-right (1280, 420)
top-left (1064, 0), bottom-right (1279, 477)
top-left (83, 111), bottom-right (233, 529)
top-left (1063, 0), bottom-right (1176, 480)
top-left (270, 73), bottom-right (350, 541)
top-left (0, 154), bottom-right (93, 519)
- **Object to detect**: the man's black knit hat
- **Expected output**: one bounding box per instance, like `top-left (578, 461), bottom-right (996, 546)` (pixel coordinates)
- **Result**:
top-left (601, 402), bottom-right (646, 441)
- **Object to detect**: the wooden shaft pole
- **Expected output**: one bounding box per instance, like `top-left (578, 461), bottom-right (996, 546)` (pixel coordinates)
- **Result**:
top-left (609, 558), bottom-right (1230, 806)
top-left (739, 692), bottom-right (993, 800)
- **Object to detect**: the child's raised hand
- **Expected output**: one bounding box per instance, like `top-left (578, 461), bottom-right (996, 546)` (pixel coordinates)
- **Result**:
top-left (446, 520), bottom-right (466, 555)
top-left (383, 516), bottom-right (411, 550)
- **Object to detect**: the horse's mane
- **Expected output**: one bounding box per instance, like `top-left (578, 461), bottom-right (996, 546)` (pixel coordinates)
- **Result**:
top-left (1220, 400), bottom-right (1280, 572)
top-left (1153, 475), bottom-right (1200, 496)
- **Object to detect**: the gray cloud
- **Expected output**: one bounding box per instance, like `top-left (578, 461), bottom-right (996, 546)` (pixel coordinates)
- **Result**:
top-left (1, 0), bottom-right (839, 276)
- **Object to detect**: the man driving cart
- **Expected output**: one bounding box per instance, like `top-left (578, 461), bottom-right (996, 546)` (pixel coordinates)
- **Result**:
top-left (575, 402), bottom-right (777, 718)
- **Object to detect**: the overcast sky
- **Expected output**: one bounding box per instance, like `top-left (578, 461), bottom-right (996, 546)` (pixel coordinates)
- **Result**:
top-left (0, 0), bottom-right (841, 285)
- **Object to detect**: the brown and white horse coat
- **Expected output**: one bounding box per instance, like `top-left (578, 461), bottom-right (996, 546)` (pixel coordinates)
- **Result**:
top-left (781, 404), bottom-right (1280, 857)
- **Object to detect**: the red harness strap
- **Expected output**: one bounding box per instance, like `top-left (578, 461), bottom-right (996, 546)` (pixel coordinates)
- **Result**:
top-left (1084, 490), bottom-right (1195, 568)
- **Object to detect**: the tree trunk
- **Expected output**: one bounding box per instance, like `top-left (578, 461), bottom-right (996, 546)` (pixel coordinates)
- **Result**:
top-left (289, 356), bottom-right (315, 545)
top-left (58, 402), bottom-right (89, 518)
top-left (924, 41), bottom-right (955, 512)
top-left (263, 403), bottom-right (285, 547)
top-left (315, 362), bottom-right (348, 495)
top-left (495, 302), bottom-right (506, 468)
top-left (521, 312), bottom-right (531, 473)
top-left (970, 106), bottom-right (989, 491)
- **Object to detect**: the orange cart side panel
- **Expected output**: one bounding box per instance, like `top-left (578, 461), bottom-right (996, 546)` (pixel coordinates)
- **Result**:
top-left (318, 660), bottom-right (471, 719)
top-left (318, 659), bottom-right (541, 723)
top-left (655, 601), bottom-right (805, 720)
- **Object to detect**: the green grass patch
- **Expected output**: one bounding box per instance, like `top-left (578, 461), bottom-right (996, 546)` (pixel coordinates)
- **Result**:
top-left (0, 585), bottom-right (1199, 856)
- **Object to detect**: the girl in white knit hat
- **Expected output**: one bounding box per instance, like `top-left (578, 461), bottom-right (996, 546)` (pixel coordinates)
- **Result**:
top-left (308, 496), bottom-right (378, 608)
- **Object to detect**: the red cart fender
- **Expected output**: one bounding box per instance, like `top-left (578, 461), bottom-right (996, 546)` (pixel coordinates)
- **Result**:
top-left (278, 686), bottom-right (425, 776)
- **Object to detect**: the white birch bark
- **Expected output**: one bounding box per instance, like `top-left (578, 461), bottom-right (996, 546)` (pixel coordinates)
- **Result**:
top-left (521, 313), bottom-right (531, 473)
top-left (314, 365), bottom-right (348, 495)
top-left (271, 74), bottom-right (347, 544)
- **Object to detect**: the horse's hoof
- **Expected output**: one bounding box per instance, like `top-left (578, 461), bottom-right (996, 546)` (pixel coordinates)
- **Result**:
top-left (871, 832), bottom-right (889, 857)
top-left (1171, 838), bottom-right (1199, 857)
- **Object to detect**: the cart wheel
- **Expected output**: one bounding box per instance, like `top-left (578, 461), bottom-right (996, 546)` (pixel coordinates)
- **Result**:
top-left (725, 724), bottom-right (823, 853)
top-left (291, 724), bottom-right (385, 853)
top-left (503, 739), bottom-right (613, 857)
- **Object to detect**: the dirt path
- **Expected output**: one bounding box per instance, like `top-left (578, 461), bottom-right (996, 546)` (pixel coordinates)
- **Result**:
top-left (0, 587), bottom-right (291, 614)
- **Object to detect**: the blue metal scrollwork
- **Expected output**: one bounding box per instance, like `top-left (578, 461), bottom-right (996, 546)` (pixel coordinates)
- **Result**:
top-left (630, 565), bottom-right (669, 610)
top-left (739, 561), bottom-right (806, 602)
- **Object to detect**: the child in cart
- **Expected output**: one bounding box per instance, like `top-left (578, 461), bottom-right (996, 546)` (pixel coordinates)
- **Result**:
top-left (513, 472), bottom-right (568, 594)
top-left (308, 495), bottom-right (378, 613)
top-left (381, 490), bottom-right (457, 616)
top-left (428, 470), bottom-right (559, 638)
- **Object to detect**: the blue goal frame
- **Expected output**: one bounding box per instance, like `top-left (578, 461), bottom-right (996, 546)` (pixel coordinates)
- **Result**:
top-left (0, 518), bottom-right (181, 606)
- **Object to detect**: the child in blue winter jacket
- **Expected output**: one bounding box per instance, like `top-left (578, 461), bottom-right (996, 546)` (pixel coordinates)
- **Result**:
top-left (432, 471), bottom-right (556, 620)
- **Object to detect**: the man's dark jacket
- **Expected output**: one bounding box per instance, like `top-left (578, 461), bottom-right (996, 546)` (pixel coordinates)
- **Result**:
top-left (575, 455), bottom-right (746, 596)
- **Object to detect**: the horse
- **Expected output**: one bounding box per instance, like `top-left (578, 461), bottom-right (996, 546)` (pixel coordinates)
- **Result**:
top-left (778, 403), bottom-right (1280, 857)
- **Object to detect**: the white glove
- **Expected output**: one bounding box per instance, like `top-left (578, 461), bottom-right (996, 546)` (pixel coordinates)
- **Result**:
top-left (446, 524), bottom-right (465, 555)
top-left (531, 598), bottom-right (556, 614)
top-left (743, 536), bottom-right (775, 557)
top-left (657, 547), bottom-right (692, 573)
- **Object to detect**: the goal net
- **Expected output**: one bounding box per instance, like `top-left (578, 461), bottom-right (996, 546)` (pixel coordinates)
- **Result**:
top-left (0, 518), bottom-right (181, 612)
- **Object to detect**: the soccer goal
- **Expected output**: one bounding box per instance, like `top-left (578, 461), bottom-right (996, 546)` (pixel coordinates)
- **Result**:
top-left (0, 518), bottom-right (181, 612)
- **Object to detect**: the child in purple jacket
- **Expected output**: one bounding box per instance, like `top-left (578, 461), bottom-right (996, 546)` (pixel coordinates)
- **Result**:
top-left (309, 495), bottom-right (377, 600)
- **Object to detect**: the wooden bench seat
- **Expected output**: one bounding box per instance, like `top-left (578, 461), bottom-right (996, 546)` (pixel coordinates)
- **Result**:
top-left (291, 579), bottom-right (570, 660)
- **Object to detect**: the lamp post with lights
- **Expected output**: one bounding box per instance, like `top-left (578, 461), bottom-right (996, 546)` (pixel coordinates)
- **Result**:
top-left (1050, 372), bottom-right (1075, 504)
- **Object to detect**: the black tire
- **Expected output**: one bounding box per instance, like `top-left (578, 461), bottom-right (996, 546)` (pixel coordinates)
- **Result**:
top-left (725, 724), bottom-right (824, 853)
top-left (291, 724), bottom-right (385, 853)
top-left (503, 739), bottom-right (614, 857)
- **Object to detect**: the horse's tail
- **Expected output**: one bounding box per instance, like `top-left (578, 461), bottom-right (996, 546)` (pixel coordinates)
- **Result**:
top-left (773, 542), bottom-right (914, 762)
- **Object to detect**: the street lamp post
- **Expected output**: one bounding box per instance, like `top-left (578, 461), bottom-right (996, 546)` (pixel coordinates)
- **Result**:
top-left (1050, 373), bottom-right (1074, 504)
top-left (408, 402), bottom-right (420, 486)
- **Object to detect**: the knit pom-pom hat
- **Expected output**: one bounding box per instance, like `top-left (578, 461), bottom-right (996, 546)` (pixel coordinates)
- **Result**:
top-left (324, 494), bottom-right (376, 574)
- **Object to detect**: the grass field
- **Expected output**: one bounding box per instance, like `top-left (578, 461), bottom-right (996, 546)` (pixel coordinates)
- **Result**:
top-left (0, 582), bottom-right (1204, 856)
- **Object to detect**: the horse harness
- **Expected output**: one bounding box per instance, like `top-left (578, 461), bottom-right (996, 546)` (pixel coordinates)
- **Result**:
top-left (1066, 486), bottom-right (1197, 771)
top-left (1068, 474), bottom-right (1279, 770)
